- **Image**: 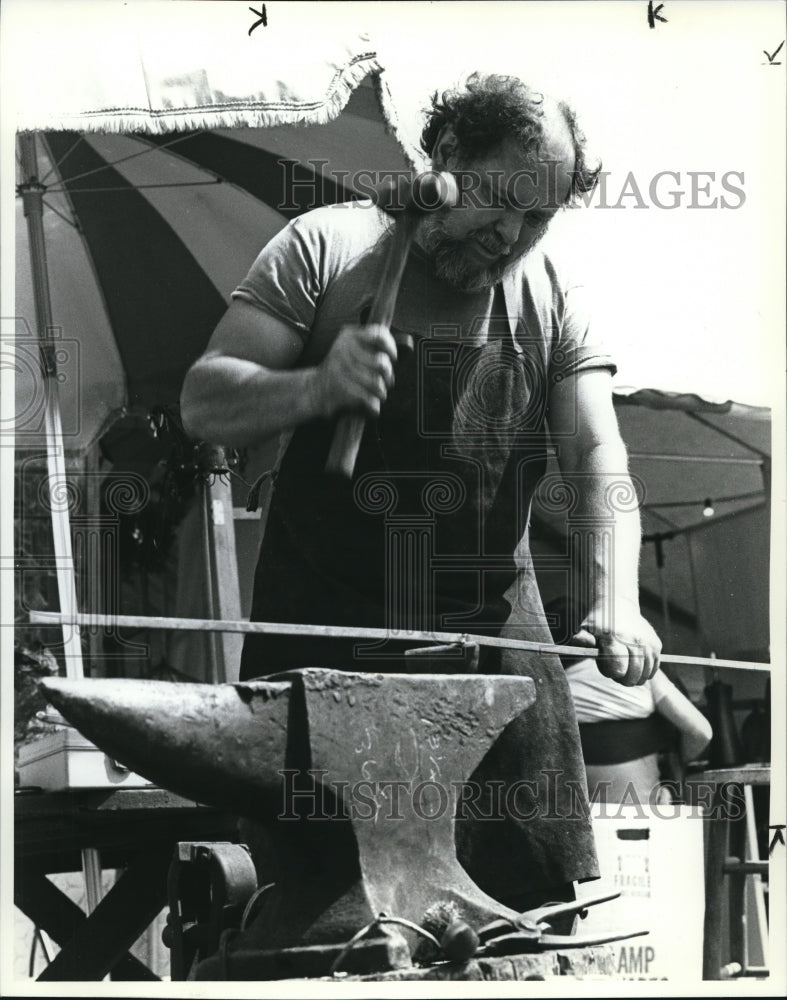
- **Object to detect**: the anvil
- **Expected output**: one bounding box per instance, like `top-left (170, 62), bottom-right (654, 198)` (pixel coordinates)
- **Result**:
top-left (42, 668), bottom-right (539, 970)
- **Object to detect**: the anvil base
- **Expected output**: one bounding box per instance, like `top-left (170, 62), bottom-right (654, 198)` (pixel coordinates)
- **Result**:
top-left (195, 943), bottom-right (616, 981)
top-left (194, 936), bottom-right (411, 980)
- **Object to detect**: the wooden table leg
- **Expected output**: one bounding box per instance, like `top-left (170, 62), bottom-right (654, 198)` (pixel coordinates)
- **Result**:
top-left (703, 784), bottom-right (729, 980)
top-left (15, 861), bottom-right (159, 980)
top-left (727, 804), bottom-right (748, 970)
top-left (33, 849), bottom-right (171, 981)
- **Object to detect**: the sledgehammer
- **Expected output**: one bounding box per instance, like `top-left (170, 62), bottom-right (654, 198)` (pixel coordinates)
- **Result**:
top-left (325, 170), bottom-right (459, 478)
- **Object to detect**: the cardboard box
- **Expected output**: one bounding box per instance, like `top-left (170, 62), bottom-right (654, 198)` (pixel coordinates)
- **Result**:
top-left (17, 729), bottom-right (153, 791)
top-left (575, 803), bottom-right (705, 981)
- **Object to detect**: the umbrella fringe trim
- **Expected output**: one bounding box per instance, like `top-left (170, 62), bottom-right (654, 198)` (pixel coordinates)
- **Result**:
top-left (372, 71), bottom-right (424, 172)
top-left (17, 55), bottom-right (387, 135)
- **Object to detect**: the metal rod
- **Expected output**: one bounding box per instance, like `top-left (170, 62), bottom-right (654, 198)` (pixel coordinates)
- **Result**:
top-left (200, 484), bottom-right (221, 683)
top-left (651, 535), bottom-right (672, 639)
top-left (644, 501), bottom-right (768, 541)
top-left (677, 501), bottom-right (768, 538)
top-left (628, 453), bottom-right (764, 465)
top-left (41, 131), bottom-right (201, 186)
top-left (658, 559), bottom-right (671, 637)
top-left (29, 611), bottom-right (771, 673)
top-left (644, 489), bottom-right (764, 509)
top-left (721, 860), bottom-right (769, 876)
top-left (45, 180), bottom-right (223, 193)
top-left (687, 412), bottom-right (770, 461)
top-left (660, 652), bottom-right (768, 671)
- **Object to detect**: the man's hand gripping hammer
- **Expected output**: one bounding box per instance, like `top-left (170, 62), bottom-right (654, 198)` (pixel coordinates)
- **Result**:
top-left (325, 170), bottom-right (459, 478)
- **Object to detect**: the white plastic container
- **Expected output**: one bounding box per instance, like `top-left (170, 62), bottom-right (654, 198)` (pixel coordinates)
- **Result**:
top-left (575, 802), bottom-right (704, 981)
top-left (17, 729), bottom-right (153, 790)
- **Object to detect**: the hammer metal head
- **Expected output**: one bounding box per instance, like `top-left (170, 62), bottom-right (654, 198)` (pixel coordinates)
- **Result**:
top-left (364, 170), bottom-right (459, 216)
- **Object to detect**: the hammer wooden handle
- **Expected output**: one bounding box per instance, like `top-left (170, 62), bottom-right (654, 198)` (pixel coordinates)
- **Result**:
top-left (325, 215), bottom-right (419, 477)
top-left (325, 171), bottom-right (459, 478)
top-left (326, 415), bottom-right (367, 480)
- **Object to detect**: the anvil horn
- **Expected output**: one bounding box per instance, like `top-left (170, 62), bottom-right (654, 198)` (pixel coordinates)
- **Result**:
top-left (41, 677), bottom-right (291, 816)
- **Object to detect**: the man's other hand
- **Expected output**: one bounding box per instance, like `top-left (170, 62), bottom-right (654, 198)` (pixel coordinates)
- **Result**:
top-left (314, 324), bottom-right (398, 419)
top-left (571, 602), bottom-right (662, 686)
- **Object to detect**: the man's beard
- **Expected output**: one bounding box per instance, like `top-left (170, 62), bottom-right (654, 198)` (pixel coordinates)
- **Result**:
top-left (418, 216), bottom-right (545, 293)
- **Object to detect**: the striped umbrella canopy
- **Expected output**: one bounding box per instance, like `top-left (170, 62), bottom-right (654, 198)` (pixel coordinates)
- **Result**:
top-left (14, 78), bottom-right (411, 454)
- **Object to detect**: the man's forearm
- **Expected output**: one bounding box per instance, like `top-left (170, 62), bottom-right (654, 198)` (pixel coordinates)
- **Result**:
top-left (563, 440), bottom-right (642, 620)
top-left (550, 370), bottom-right (660, 682)
top-left (181, 356), bottom-right (325, 448)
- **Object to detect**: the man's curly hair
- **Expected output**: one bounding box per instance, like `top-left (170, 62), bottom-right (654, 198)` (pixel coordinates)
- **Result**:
top-left (420, 73), bottom-right (601, 204)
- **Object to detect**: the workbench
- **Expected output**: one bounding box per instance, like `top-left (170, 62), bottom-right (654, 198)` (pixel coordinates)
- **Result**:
top-left (14, 786), bottom-right (239, 981)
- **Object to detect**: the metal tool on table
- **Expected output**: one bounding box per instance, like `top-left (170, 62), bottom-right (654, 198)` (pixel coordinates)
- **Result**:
top-left (475, 894), bottom-right (647, 955)
top-left (41, 668), bottom-right (647, 979)
top-left (325, 169), bottom-right (460, 478)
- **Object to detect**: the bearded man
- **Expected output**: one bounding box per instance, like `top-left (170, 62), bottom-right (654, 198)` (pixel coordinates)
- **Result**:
top-left (181, 73), bottom-right (661, 912)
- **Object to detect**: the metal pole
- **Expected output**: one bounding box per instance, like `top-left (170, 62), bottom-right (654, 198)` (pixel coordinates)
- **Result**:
top-left (18, 132), bottom-right (101, 918)
top-left (652, 535), bottom-right (672, 639)
top-left (204, 473), bottom-right (243, 683)
top-left (199, 483), bottom-right (221, 683)
top-left (18, 132), bottom-right (84, 679)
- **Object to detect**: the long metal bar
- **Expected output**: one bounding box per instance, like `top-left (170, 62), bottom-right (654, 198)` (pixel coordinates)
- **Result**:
top-left (628, 453), bottom-right (764, 465)
top-left (29, 610), bottom-right (771, 673)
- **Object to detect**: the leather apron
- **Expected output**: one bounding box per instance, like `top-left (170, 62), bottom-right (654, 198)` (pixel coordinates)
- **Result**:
top-left (240, 271), bottom-right (599, 899)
